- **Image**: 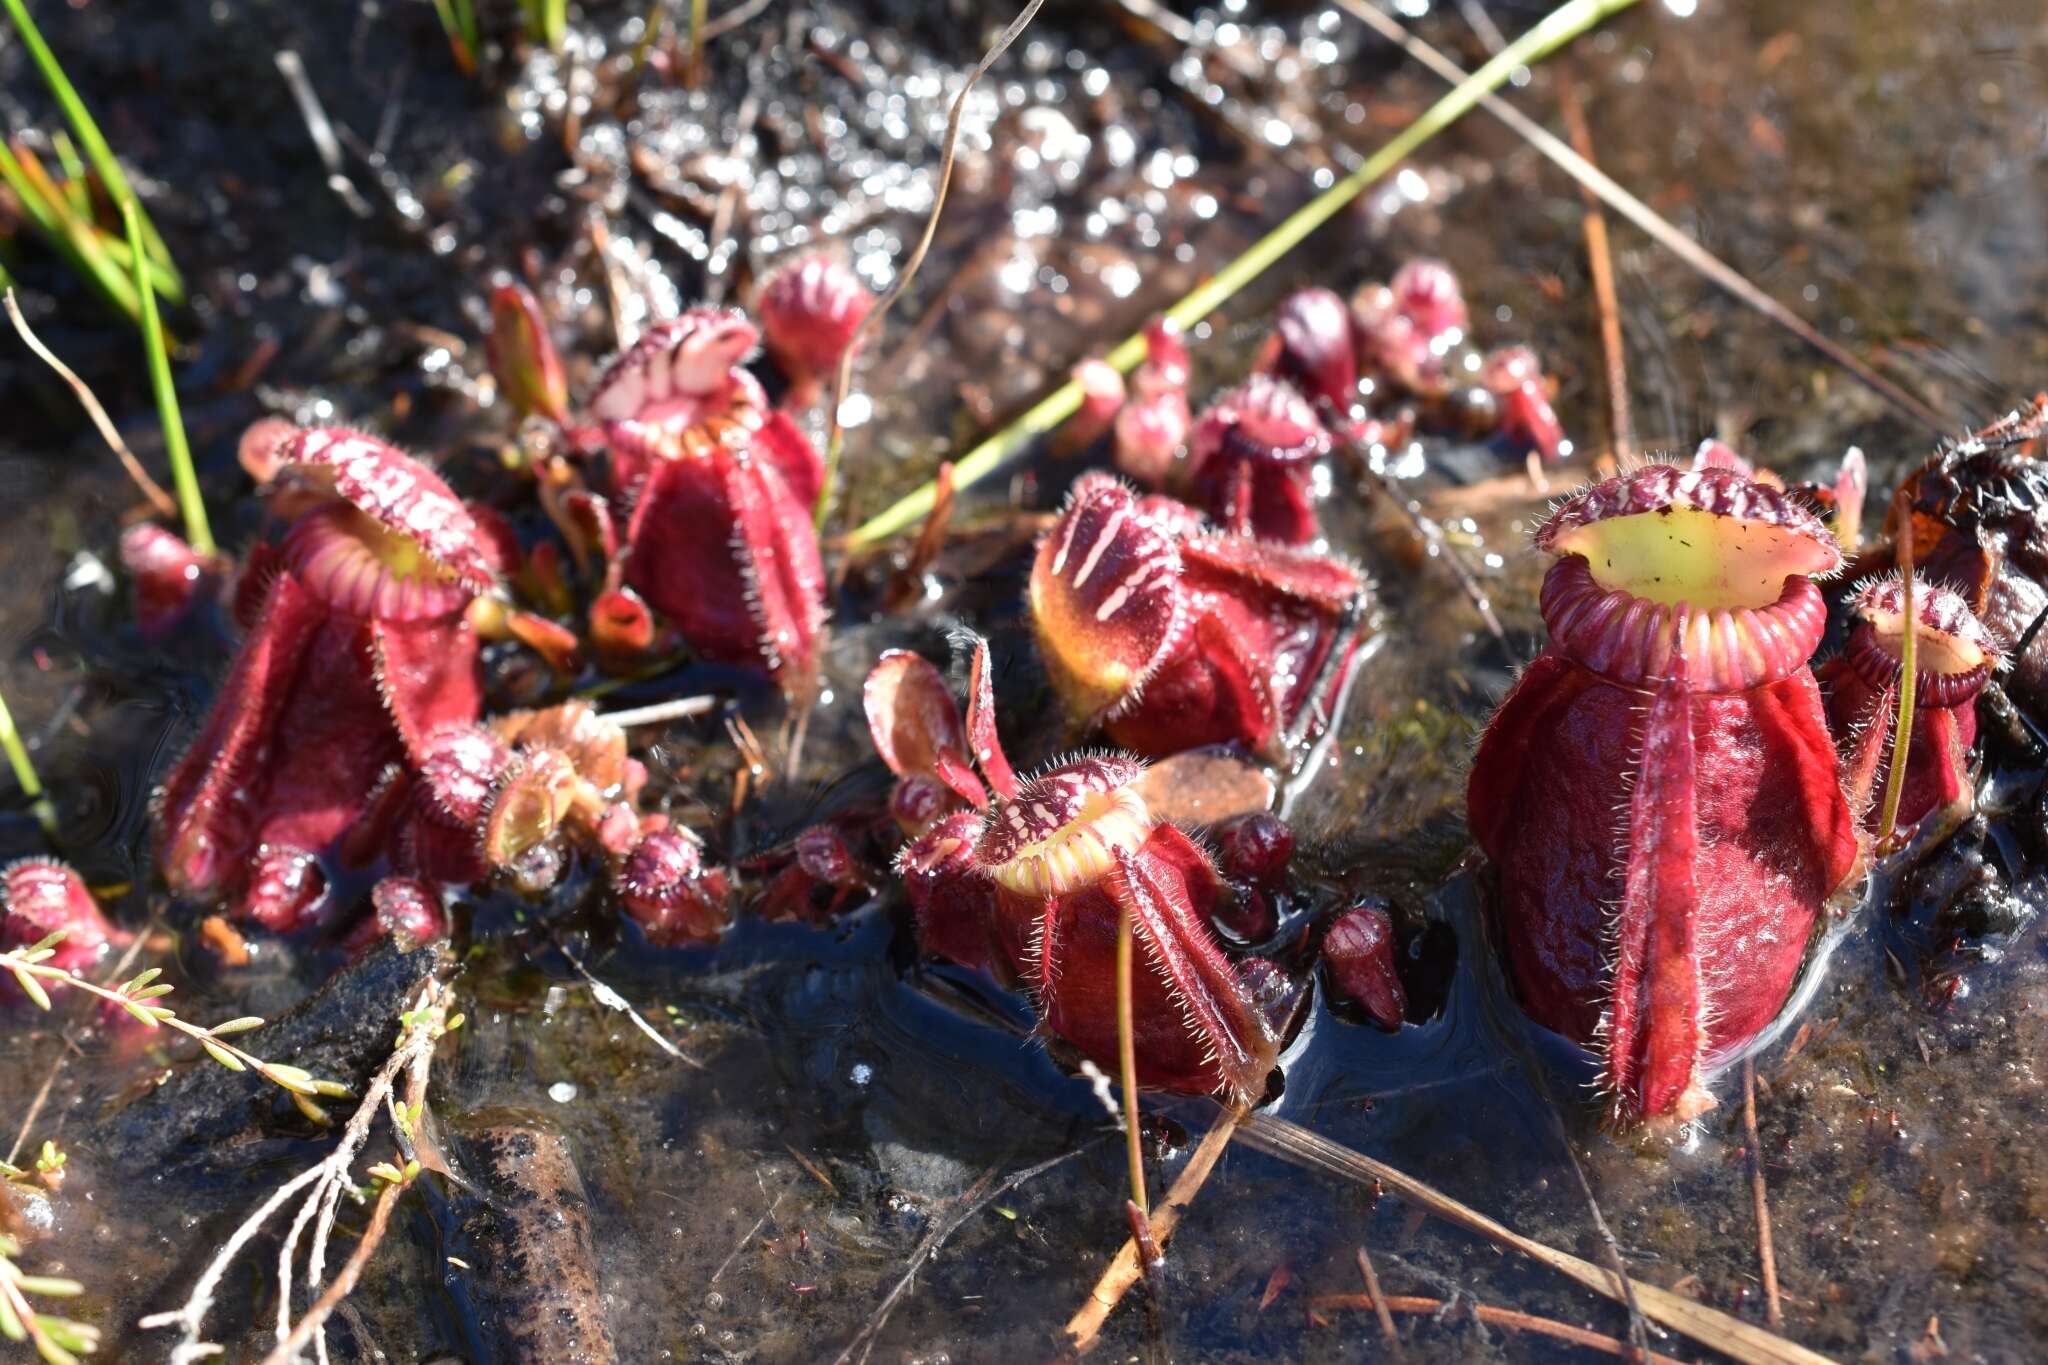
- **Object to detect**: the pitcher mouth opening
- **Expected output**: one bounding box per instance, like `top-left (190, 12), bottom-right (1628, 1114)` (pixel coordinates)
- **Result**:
top-left (1539, 466), bottom-right (1841, 609)
top-left (1842, 576), bottom-right (1999, 706)
top-left (1539, 555), bottom-right (1829, 692)
top-left (1534, 466), bottom-right (1842, 690)
top-left (284, 504), bottom-right (476, 620)
top-left (980, 758), bottom-right (1151, 898)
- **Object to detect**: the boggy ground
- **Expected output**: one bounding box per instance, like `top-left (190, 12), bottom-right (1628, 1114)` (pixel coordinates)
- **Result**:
top-left (1, 0), bottom-right (2046, 1360)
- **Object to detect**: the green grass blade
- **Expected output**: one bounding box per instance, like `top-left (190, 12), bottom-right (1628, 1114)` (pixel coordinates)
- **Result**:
top-left (0, 686), bottom-right (57, 835)
top-left (1, 0), bottom-right (181, 290)
top-left (125, 200), bottom-right (214, 556)
top-left (47, 130), bottom-right (89, 218)
top-left (0, 139), bottom-right (142, 319)
top-left (4, 136), bottom-right (177, 305)
top-left (533, 0), bottom-right (565, 51)
top-left (848, 0), bottom-right (1642, 547)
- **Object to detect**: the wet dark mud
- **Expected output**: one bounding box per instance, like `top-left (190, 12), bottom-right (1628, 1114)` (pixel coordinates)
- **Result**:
top-left (2, 0), bottom-right (2047, 1361)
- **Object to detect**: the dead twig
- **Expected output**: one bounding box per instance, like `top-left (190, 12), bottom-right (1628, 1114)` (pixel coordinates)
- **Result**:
top-left (1311, 1293), bottom-right (1689, 1364)
top-left (698, 0), bottom-right (775, 46)
top-left (1359, 461), bottom-right (1508, 647)
top-left (555, 937), bottom-right (704, 1068)
top-left (1555, 76), bottom-right (1633, 473)
top-left (1744, 1058), bottom-right (1785, 1329)
top-left (814, 0), bottom-right (1049, 528)
top-left (1355, 1245), bottom-right (1403, 1354)
top-left (255, 1177), bottom-right (401, 1365)
top-left (834, 1146), bottom-right (1088, 1365)
top-left (1239, 1113), bottom-right (1835, 1365)
top-left (1066, 1104), bottom-right (1245, 1352)
top-left (1333, 0), bottom-right (1950, 435)
top-left (6, 289), bottom-right (178, 519)
top-left (273, 50), bottom-right (374, 219)
top-left (1551, 1116), bottom-right (1650, 1362)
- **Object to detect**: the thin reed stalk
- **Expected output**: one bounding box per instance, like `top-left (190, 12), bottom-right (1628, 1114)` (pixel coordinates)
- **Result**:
top-left (125, 201), bottom-right (214, 556)
top-left (0, 687), bottom-right (57, 835)
top-left (848, 0), bottom-right (1645, 547)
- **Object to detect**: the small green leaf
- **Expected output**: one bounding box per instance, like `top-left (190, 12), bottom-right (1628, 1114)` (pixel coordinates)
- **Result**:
top-left (208, 1016), bottom-right (265, 1034)
top-left (13, 1276), bottom-right (82, 1297)
top-left (124, 968), bottom-right (163, 992)
top-left (200, 1041), bottom-right (245, 1072)
top-left (311, 1080), bottom-right (354, 1099)
top-left (0, 1288), bottom-right (24, 1341)
top-left (32, 1319), bottom-right (84, 1365)
top-left (118, 998), bottom-right (159, 1027)
top-left (12, 968), bottom-right (52, 1012)
top-left (26, 930), bottom-right (67, 952)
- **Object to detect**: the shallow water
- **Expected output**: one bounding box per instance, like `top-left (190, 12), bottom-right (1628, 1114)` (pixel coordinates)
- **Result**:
top-left (2, 0), bottom-right (2046, 1360)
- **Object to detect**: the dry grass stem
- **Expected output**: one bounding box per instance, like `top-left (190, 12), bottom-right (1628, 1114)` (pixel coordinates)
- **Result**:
top-left (1240, 1113), bottom-right (1835, 1365)
top-left (1743, 1059), bottom-right (1785, 1328)
top-left (1555, 76), bottom-right (1633, 472)
top-left (4, 288), bottom-right (178, 518)
top-left (1333, 0), bottom-right (1950, 435)
top-left (1312, 1293), bottom-right (1689, 1364)
top-left (1066, 1104), bottom-right (1245, 1351)
top-left (1355, 1245), bottom-right (1403, 1354)
top-left (815, 0), bottom-right (1049, 529)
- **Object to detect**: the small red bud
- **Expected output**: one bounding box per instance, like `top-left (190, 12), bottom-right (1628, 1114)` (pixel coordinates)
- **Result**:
top-left (487, 283), bottom-right (570, 425)
top-left (1321, 901), bottom-right (1405, 1031)
top-left (1214, 812), bottom-right (1295, 887)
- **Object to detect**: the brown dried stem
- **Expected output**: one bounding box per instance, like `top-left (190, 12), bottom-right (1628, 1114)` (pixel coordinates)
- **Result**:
top-left (1066, 1104), bottom-right (1244, 1351)
top-left (1555, 77), bottom-right (1633, 473)
top-left (1743, 1059), bottom-right (1785, 1328)
top-left (1333, 0), bottom-right (1950, 436)
top-left (1311, 1293), bottom-right (1688, 1364)
top-left (255, 1177), bottom-right (401, 1365)
top-left (5, 287), bottom-right (178, 518)
top-left (1239, 1113), bottom-right (1835, 1365)
top-left (814, 0), bottom-right (1049, 529)
top-left (833, 1145), bottom-right (1089, 1365)
top-left (1355, 1245), bottom-right (1403, 1354)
